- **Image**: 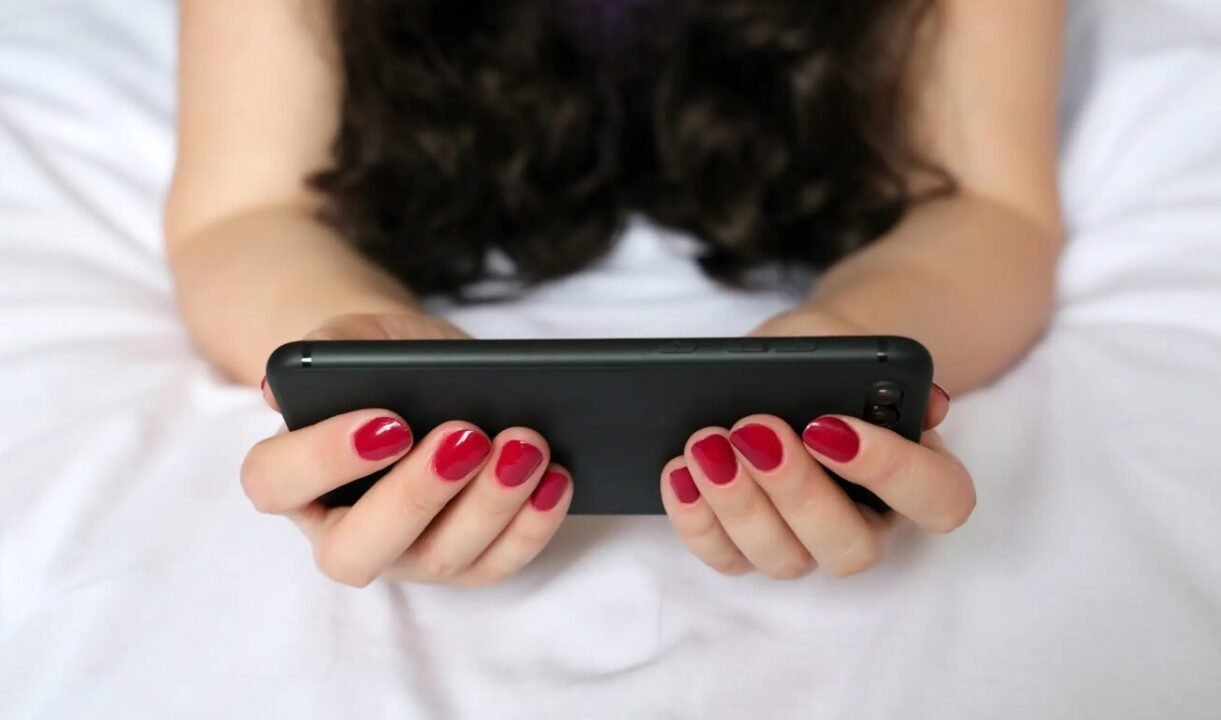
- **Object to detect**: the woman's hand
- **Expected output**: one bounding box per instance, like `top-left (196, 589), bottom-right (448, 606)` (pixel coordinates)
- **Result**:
top-left (659, 307), bottom-right (976, 579)
top-left (241, 312), bottom-right (572, 588)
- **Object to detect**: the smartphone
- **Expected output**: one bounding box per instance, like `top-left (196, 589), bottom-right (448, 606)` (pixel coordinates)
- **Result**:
top-left (266, 336), bottom-right (932, 515)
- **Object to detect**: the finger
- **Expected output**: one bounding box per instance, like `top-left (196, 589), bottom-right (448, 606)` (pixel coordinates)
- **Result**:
top-left (311, 422), bottom-right (493, 587)
top-left (728, 416), bottom-right (879, 578)
top-left (399, 428), bottom-right (551, 577)
top-left (260, 376), bottom-right (281, 413)
top-left (924, 382), bottom-right (951, 430)
top-left (240, 410), bottom-right (414, 514)
top-left (305, 312), bottom-right (470, 342)
top-left (683, 428), bottom-right (814, 580)
top-left (659, 458), bottom-right (752, 577)
top-left (418, 464), bottom-right (573, 587)
top-left (304, 314), bottom-right (394, 341)
top-left (801, 416), bottom-right (976, 533)
top-left (285, 498), bottom-right (330, 538)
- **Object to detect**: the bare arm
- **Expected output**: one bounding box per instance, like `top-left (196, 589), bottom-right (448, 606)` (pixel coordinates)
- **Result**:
top-left (776, 0), bottom-right (1066, 395)
top-left (165, 0), bottom-right (418, 386)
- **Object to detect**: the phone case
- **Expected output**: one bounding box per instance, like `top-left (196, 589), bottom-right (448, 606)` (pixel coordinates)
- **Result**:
top-left (266, 336), bottom-right (933, 515)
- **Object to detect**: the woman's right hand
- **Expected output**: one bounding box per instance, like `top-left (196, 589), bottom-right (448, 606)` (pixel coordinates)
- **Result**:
top-left (241, 312), bottom-right (573, 588)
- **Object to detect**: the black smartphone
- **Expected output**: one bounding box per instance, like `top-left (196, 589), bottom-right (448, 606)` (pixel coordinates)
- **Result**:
top-left (266, 336), bottom-right (933, 515)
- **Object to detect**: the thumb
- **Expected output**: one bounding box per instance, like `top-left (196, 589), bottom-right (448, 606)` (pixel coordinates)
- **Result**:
top-left (304, 313), bottom-right (399, 342)
top-left (306, 312), bottom-right (470, 342)
top-left (264, 314), bottom-right (396, 414)
top-left (262, 314), bottom-right (398, 414)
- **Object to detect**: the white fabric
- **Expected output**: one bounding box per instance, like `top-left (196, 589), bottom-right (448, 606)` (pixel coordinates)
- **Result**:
top-left (2, 1), bottom-right (1220, 717)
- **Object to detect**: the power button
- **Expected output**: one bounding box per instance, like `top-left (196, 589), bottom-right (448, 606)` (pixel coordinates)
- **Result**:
top-left (657, 340), bottom-right (698, 353)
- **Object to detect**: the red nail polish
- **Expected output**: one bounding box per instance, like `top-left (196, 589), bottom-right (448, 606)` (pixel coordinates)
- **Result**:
top-left (433, 429), bottom-right (492, 481)
top-left (802, 417), bottom-right (860, 463)
top-left (495, 440), bottom-right (544, 488)
top-left (353, 417), bottom-right (413, 461)
top-left (729, 424), bottom-right (784, 472)
top-left (669, 467), bottom-right (701, 504)
top-left (932, 382), bottom-right (951, 405)
top-left (530, 470), bottom-right (568, 511)
top-left (691, 435), bottom-right (738, 485)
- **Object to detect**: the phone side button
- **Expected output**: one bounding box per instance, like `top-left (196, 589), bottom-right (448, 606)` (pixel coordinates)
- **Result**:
top-left (727, 340), bottom-right (769, 353)
top-left (657, 341), bottom-right (698, 353)
top-left (773, 338), bottom-right (819, 353)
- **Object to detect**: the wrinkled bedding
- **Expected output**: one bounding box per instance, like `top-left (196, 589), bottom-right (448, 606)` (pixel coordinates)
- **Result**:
top-left (2, 1), bottom-right (1220, 717)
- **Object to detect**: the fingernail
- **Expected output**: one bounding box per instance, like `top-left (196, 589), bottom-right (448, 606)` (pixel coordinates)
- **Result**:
top-left (495, 440), bottom-right (544, 488)
top-left (433, 429), bottom-right (492, 481)
top-left (530, 470), bottom-right (568, 511)
top-left (932, 382), bottom-right (951, 405)
top-left (691, 435), bottom-right (738, 485)
top-left (353, 417), bottom-right (413, 461)
top-left (802, 417), bottom-right (860, 463)
top-left (669, 467), bottom-right (701, 504)
top-left (729, 424), bottom-right (784, 472)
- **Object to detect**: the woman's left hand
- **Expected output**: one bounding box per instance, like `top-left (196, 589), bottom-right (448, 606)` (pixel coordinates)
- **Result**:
top-left (659, 308), bottom-right (976, 579)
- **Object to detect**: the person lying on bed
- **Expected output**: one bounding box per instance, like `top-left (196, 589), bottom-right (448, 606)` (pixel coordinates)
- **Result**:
top-left (165, 0), bottom-right (1064, 587)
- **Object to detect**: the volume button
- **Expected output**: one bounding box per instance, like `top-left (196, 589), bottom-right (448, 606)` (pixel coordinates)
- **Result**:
top-left (773, 338), bottom-right (819, 353)
top-left (727, 339), bottom-right (768, 353)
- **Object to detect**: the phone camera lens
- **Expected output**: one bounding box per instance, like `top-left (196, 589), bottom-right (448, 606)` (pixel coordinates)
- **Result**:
top-left (865, 404), bottom-right (900, 427)
top-left (868, 382), bottom-right (904, 405)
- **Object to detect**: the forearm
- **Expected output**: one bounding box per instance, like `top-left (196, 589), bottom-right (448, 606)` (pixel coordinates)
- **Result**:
top-left (167, 206), bottom-right (417, 386)
top-left (808, 195), bottom-right (1062, 394)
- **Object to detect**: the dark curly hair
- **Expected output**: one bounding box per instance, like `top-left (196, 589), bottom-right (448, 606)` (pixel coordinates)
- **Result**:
top-left (312, 0), bottom-right (951, 297)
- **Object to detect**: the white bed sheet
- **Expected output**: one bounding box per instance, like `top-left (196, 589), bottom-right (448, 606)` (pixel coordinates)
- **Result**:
top-left (1, 1), bottom-right (1220, 718)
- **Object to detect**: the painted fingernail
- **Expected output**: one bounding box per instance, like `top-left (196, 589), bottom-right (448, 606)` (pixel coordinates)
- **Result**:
top-left (495, 440), bottom-right (544, 488)
top-left (691, 435), bottom-right (738, 485)
top-left (353, 417), bottom-right (413, 461)
top-left (932, 382), bottom-right (951, 405)
top-left (530, 470), bottom-right (568, 511)
top-left (729, 424), bottom-right (784, 472)
top-left (669, 467), bottom-right (701, 504)
top-left (433, 429), bottom-right (492, 481)
top-left (802, 417), bottom-right (860, 463)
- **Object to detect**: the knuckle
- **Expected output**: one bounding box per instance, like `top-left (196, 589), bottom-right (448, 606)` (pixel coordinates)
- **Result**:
top-left (762, 474), bottom-right (807, 507)
top-left (389, 475), bottom-right (449, 521)
top-left (864, 444), bottom-right (907, 491)
top-left (764, 556), bottom-right (815, 581)
top-left (794, 473), bottom-right (835, 511)
top-left (465, 564), bottom-right (517, 588)
top-left (476, 492), bottom-right (519, 520)
top-left (314, 544), bottom-right (375, 588)
top-left (827, 535), bottom-right (881, 578)
top-left (709, 553), bottom-right (752, 577)
top-left (405, 489), bottom-right (448, 520)
top-left (415, 551), bottom-right (465, 580)
top-left (306, 314), bottom-right (386, 341)
top-left (717, 491), bottom-right (765, 525)
top-left (510, 521), bottom-right (556, 551)
top-left (679, 507), bottom-right (725, 541)
top-left (405, 533), bottom-right (466, 580)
